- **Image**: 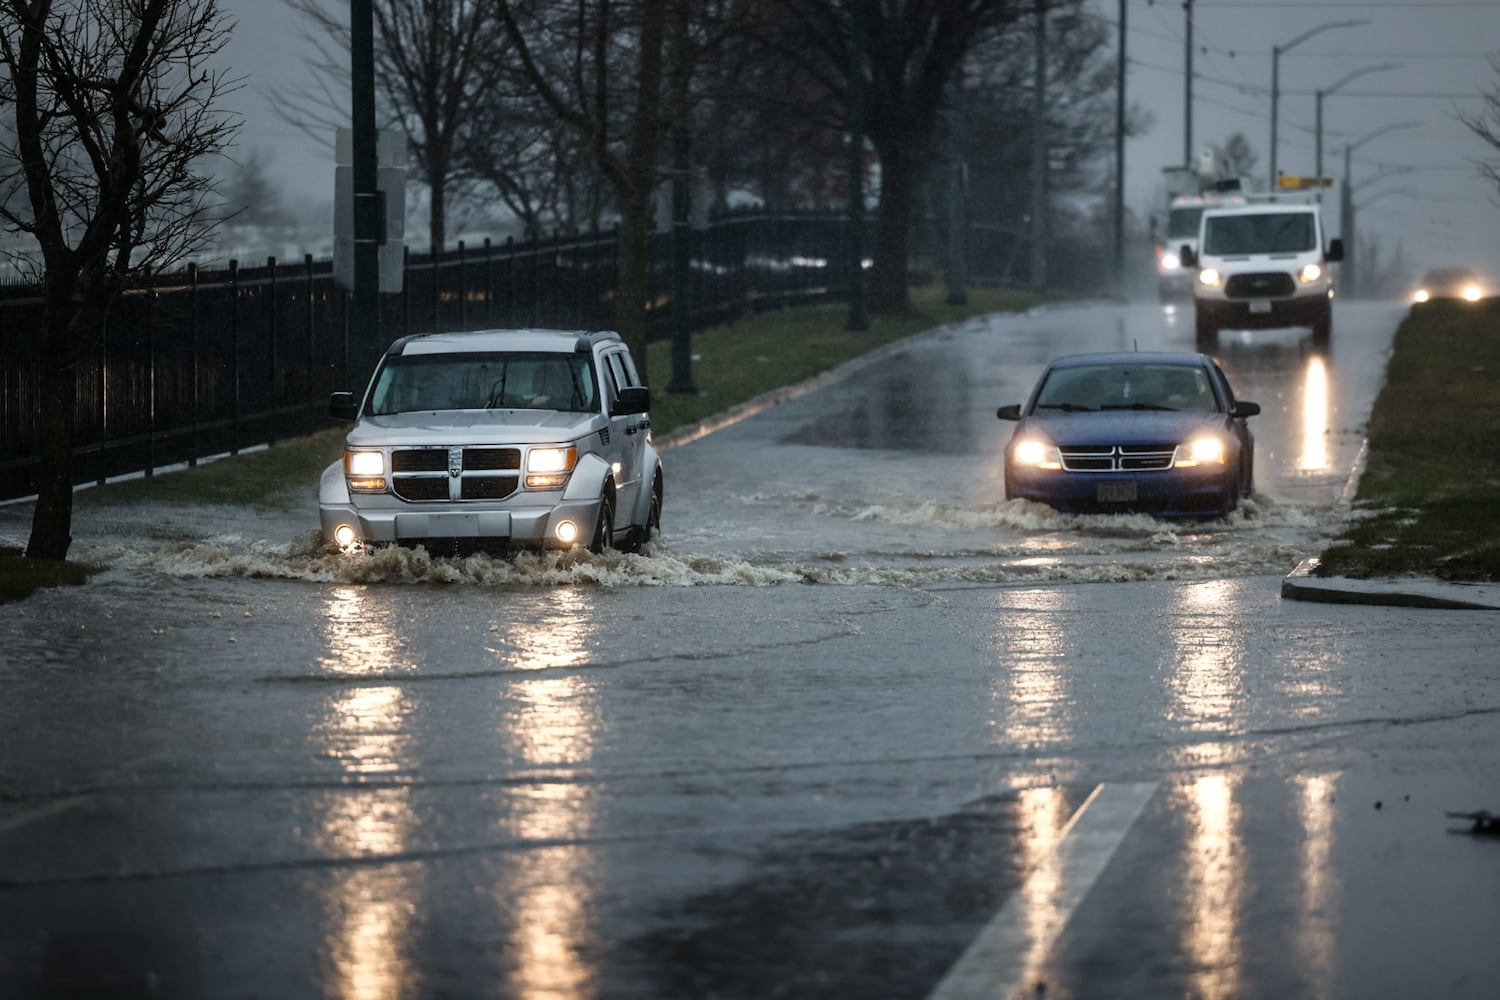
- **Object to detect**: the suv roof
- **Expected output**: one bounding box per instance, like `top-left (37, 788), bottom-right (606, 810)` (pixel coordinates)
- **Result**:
top-left (387, 328), bottom-right (621, 357)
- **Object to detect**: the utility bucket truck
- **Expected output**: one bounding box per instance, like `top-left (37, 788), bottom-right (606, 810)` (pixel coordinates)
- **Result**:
top-left (1154, 151), bottom-right (1246, 302)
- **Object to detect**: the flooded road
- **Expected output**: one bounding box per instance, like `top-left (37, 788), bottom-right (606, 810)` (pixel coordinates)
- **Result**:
top-left (4, 300), bottom-right (1498, 999)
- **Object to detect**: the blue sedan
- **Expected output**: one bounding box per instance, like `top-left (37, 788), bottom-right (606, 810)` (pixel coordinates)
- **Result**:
top-left (996, 352), bottom-right (1259, 517)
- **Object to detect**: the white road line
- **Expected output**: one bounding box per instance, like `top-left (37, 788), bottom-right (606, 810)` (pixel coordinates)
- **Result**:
top-left (927, 782), bottom-right (1159, 1000)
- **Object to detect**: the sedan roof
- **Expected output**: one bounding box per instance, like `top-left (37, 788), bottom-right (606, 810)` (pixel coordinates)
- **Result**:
top-left (1045, 351), bottom-right (1213, 369)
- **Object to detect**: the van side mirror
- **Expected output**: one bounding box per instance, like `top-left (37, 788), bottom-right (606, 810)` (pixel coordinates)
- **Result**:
top-left (1326, 238), bottom-right (1345, 263)
top-left (1179, 246), bottom-right (1197, 268)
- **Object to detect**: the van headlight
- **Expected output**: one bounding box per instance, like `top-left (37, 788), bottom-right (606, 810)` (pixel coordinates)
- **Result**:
top-left (1299, 263), bottom-right (1323, 283)
top-left (1197, 268), bottom-right (1222, 288)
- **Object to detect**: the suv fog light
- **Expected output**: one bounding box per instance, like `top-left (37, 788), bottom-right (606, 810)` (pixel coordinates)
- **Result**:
top-left (334, 524), bottom-right (359, 547)
top-left (555, 520), bottom-right (579, 544)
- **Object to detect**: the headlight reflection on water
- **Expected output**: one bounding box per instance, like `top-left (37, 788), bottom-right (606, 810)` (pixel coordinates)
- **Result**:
top-left (1298, 355), bottom-right (1331, 473)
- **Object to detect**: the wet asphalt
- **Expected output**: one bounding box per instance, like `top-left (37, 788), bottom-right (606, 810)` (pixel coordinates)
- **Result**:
top-left (2, 300), bottom-right (1497, 999)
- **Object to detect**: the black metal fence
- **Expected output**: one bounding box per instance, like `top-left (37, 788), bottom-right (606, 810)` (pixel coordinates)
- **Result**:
top-left (0, 211), bottom-right (859, 501)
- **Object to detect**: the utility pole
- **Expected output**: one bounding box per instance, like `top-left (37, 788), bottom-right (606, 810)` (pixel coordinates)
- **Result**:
top-left (1113, 0), bottom-right (1126, 295)
top-left (1030, 0), bottom-right (1047, 292)
top-left (846, 0), bottom-right (869, 331)
top-left (351, 0), bottom-right (380, 372)
top-left (1183, 0), bottom-right (1193, 165)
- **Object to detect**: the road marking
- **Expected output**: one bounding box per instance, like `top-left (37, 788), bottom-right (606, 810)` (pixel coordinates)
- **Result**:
top-left (927, 782), bottom-right (1158, 1000)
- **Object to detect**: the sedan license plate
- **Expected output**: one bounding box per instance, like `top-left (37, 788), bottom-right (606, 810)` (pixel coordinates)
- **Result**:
top-left (1249, 300), bottom-right (1273, 314)
top-left (1097, 481), bottom-right (1138, 503)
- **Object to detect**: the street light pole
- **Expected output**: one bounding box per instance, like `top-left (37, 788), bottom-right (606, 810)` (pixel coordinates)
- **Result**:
top-left (1315, 63), bottom-right (1400, 189)
top-left (1340, 122), bottom-right (1419, 296)
top-left (1269, 18), bottom-right (1368, 191)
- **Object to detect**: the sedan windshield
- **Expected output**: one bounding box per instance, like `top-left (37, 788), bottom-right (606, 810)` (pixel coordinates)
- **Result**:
top-left (1034, 364), bottom-right (1219, 413)
top-left (368, 351), bottom-right (598, 415)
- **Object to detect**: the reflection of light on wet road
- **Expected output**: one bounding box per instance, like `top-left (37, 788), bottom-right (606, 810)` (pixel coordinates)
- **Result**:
top-left (990, 591), bottom-right (1076, 753)
top-left (1298, 355), bottom-right (1331, 472)
top-left (495, 600), bottom-right (603, 998)
top-left (1295, 774), bottom-right (1338, 993)
top-left (1016, 788), bottom-right (1070, 981)
top-left (314, 587), bottom-right (420, 1000)
top-left (1167, 580), bottom-right (1245, 745)
top-left (1178, 774), bottom-right (1245, 999)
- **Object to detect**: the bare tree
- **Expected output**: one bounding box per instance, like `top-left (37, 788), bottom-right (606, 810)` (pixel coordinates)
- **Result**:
top-left (0, 0), bottom-right (238, 561)
top-left (493, 0), bottom-right (667, 374)
top-left (1459, 53), bottom-right (1500, 199)
top-left (274, 0), bottom-right (504, 251)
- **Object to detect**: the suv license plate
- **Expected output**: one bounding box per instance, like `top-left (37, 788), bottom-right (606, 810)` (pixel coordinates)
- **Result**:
top-left (1249, 300), bottom-right (1273, 314)
top-left (1098, 482), bottom-right (1138, 503)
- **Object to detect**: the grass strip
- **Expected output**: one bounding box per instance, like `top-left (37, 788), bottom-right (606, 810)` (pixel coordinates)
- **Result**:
top-left (1315, 299), bottom-right (1500, 581)
top-left (0, 284), bottom-right (1057, 602)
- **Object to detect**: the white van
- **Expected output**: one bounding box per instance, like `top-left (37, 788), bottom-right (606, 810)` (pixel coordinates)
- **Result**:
top-left (1181, 201), bottom-right (1344, 346)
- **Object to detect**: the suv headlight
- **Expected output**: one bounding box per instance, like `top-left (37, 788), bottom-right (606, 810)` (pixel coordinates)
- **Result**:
top-left (526, 446), bottom-right (578, 488)
top-left (345, 449), bottom-right (387, 491)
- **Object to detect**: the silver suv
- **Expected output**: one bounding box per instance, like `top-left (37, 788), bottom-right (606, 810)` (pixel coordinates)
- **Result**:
top-left (319, 328), bottom-right (662, 554)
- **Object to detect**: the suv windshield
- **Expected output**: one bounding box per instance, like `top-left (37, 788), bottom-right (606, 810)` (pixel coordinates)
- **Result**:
top-left (368, 351), bottom-right (599, 415)
top-left (1202, 212), bottom-right (1315, 255)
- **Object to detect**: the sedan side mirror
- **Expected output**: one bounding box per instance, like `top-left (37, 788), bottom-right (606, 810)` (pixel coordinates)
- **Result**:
top-left (1179, 245), bottom-right (1197, 268)
top-left (329, 391), bottom-right (359, 421)
top-left (1233, 400), bottom-right (1261, 419)
top-left (996, 404), bottom-right (1022, 421)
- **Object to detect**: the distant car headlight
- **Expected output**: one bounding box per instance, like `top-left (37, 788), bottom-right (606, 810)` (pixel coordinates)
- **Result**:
top-left (1463, 284), bottom-right (1483, 302)
top-left (1013, 438), bottom-right (1063, 470)
top-left (1173, 436), bottom-right (1227, 468)
top-left (1413, 289), bottom-right (1430, 303)
top-left (526, 445), bottom-right (578, 488)
top-left (1197, 268), bottom-right (1222, 288)
top-left (1160, 251), bottom-right (1182, 271)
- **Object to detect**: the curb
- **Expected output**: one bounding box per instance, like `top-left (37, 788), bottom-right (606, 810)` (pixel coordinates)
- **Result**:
top-left (1281, 558), bottom-right (1500, 611)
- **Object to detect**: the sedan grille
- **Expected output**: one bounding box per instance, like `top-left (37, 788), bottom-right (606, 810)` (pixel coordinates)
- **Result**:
top-left (1058, 443), bottom-right (1175, 472)
top-left (1225, 272), bottom-right (1294, 299)
top-left (389, 446), bottom-right (523, 502)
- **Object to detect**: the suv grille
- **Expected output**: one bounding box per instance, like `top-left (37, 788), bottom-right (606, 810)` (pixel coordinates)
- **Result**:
top-left (1225, 272), bottom-right (1294, 299)
top-left (1059, 444), bottom-right (1175, 472)
top-left (389, 446), bottom-right (523, 502)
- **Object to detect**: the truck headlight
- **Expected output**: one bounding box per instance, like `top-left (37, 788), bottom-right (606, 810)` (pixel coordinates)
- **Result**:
top-left (526, 446), bottom-right (578, 488)
top-left (1013, 438), bottom-right (1062, 470)
top-left (1160, 251), bottom-right (1181, 271)
top-left (1299, 263), bottom-right (1323, 283)
top-left (1174, 436), bottom-right (1227, 467)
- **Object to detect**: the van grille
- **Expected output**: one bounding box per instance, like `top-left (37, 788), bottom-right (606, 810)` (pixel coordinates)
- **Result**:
top-left (1225, 272), bottom-right (1294, 298)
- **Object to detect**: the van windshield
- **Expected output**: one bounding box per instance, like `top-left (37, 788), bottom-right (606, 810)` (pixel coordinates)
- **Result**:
top-left (1202, 212), bottom-right (1316, 255)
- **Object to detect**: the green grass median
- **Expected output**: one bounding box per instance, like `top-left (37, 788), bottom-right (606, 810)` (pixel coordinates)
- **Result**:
top-left (1314, 299), bottom-right (1500, 582)
top-left (0, 285), bottom-right (1057, 602)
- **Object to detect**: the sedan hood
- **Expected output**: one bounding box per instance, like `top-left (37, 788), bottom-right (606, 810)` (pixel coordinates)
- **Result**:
top-left (346, 409), bottom-right (602, 447)
top-left (1021, 410), bottom-right (1226, 445)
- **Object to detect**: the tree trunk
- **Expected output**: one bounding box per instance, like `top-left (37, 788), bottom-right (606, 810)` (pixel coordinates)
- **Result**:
top-left (25, 291), bottom-right (84, 560)
top-left (615, 0), bottom-right (667, 381)
top-left (428, 159), bottom-right (446, 252)
top-left (870, 146), bottom-right (918, 315)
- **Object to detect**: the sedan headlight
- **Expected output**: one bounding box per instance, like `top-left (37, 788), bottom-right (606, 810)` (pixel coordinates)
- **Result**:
top-left (1299, 263), bottom-right (1323, 284)
top-left (1173, 436), bottom-right (1227, 468)
top-left (1413, 289), bottom-right (1430, 303)
top-left (525, 445), bottom-right (578, 488)
top-left (1197, 267), bottom-right (1223, 288)
top-left (1013, 438), bottom-right (1062, 470)
top-left (345, 449), bottom-right (387, 491)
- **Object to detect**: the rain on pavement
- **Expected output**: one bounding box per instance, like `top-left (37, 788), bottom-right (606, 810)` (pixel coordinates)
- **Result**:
top-left (3, 301), bottom-right (1498, 998)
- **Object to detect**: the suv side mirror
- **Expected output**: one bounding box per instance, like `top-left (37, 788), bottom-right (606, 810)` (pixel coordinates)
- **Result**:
top-left (996, 404), bottom-right (1022, 421)
top-left (1179, 245), bottom-right (1197, 268)
top-left (1326, 238), bottom-right (1345, 263)
top-left (330, 391), bottom-right (359, 421)
top-left (611, 386), bottom-right (651, 416)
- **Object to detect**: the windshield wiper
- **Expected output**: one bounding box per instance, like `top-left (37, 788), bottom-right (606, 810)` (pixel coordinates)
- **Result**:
top-left (1036, 403), bottom-right (1096, 412)
top-left (485, 362), bottom-right (510, 408)
top-left (1101, 402), bottom-right (1176, 411)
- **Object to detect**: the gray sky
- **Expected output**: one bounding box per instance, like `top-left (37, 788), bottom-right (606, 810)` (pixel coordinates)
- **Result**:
top-left (216, 0), bottom-right (1500, 277)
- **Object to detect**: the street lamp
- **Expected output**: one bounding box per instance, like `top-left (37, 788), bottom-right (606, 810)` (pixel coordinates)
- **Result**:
top-left (1340, 122), bottom-right (1419, 295)
top-left (1270, 18), bottom-right (1368, 191)
top-left (1315, 63), bottom-right (1401, 187)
